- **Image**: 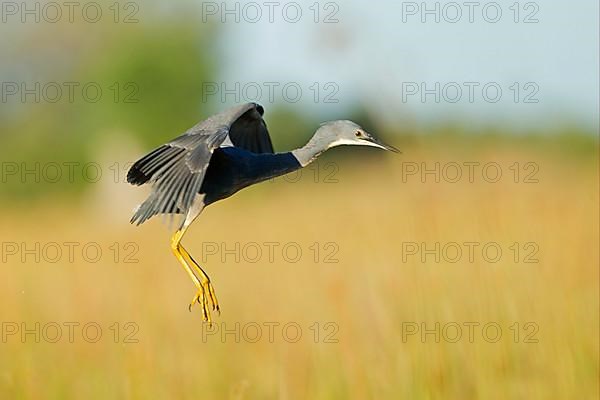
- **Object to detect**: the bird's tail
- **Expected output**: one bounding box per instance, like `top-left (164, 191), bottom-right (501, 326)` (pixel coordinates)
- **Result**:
top-left (130, 192), bottom-right (164, 226)
top-left (130, 196), bottom-right (183, 228)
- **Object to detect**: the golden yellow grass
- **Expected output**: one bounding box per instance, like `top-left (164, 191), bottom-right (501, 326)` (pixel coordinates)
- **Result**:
top-left (0, 144), bottom-right (597, 399)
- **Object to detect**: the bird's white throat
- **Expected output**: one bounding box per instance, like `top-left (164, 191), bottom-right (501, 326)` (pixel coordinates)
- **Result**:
top-left (291, 135), bottom-right (337, 167)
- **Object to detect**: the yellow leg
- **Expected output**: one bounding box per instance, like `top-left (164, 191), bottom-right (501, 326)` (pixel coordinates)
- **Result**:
top-left (179, 244), bottom-right (220, 314)
top-left (170, 228), bottom-right (219, 323)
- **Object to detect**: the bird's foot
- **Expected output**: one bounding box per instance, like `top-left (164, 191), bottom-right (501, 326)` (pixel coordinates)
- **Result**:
top-left (188, 280), bottom-right (220, 323)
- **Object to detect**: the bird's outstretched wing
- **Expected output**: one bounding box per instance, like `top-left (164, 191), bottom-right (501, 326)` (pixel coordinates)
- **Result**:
top-left (127, 129), bottom-right (227, 225)
top-left (127, 103), bottom-right (271, 225)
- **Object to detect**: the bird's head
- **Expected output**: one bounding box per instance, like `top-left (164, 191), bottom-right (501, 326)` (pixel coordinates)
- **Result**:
top-left (317, 120), bottom-right (400, 153)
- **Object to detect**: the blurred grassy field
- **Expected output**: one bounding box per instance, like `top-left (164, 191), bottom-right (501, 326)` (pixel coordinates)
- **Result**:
top-left (0, 136), bottom-right (598, 399)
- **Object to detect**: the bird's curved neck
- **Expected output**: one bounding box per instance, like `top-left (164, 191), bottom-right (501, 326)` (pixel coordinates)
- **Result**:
top-left (291, 131), bottom-right (330, 167)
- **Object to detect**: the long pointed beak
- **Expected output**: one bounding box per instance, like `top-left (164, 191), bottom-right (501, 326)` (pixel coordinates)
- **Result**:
top-left (364, 133), bottom-right (401, 153)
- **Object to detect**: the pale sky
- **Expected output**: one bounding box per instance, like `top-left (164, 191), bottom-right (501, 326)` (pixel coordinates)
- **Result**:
top-left (211, 0), bottom-right (599, 130)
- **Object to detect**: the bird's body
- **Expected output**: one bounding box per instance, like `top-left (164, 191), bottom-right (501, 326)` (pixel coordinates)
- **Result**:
top-left (128, 102), bottom-right (398, 322)
top-left (200, 147), bottom-right (301, 206)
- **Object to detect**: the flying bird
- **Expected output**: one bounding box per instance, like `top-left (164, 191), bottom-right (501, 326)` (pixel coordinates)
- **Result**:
top-left (127, 103), bottom-right (399, 322)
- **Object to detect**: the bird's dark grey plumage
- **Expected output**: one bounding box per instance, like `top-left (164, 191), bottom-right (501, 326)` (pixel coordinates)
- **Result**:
top-left (127, 102), bottom-right (399, 322)
top-left (127, 103), bottom-right (281, 226)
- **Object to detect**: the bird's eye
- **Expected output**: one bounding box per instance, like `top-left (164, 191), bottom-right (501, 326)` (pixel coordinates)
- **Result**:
top-left (355, 130), bottom-right (362, 137)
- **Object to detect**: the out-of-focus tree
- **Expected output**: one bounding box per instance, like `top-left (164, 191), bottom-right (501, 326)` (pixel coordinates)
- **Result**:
top-left (0, 5), bottom-right (218, 199)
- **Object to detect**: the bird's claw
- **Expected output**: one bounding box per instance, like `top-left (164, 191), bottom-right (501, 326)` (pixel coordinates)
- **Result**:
top-left (188, 280), bottom-right (220, 323)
